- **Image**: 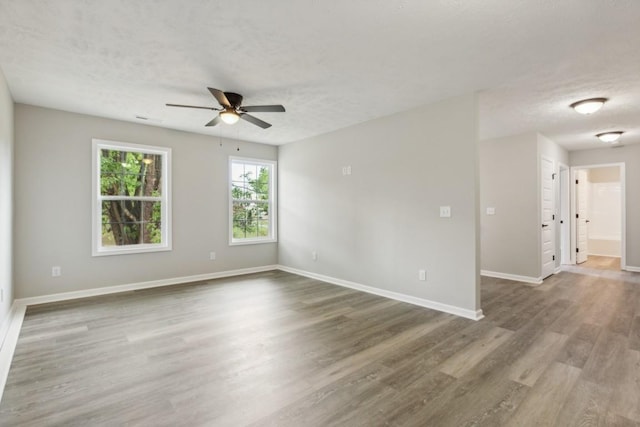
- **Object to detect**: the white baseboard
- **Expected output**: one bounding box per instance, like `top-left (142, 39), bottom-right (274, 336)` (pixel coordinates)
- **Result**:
top-left (481, 270), bottom-right (543, 285)
top-left (16, 265), bottom-right (278, 307)
top-left (624, 265), bottom-right (640, 273)
top-left (588, 252), bottom-right (621, 258)
top-left (0, 302), bottom-right (27, 404)
top-left (277, 265), bottom-right (484, 321)
top-left (554, 267), bottom-right (562, 274)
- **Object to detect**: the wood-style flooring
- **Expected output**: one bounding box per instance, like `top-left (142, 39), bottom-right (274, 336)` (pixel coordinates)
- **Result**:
top-left (1, 268), bottom-right (639, 426)
top-left (581, 255), bottom-right (621, 271)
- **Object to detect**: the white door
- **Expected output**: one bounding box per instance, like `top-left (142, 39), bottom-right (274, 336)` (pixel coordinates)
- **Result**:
top-left (576, 169), bottom-right (589, 263)
top-left (541, 157), bottom-right (555, 279)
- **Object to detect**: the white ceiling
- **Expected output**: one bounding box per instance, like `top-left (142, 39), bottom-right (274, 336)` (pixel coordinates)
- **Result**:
top-left (1, 0), bottom-right (639, 150)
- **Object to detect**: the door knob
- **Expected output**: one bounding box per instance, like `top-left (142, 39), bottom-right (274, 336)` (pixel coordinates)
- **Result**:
top-left (541, 224), bottom-right (549, 228)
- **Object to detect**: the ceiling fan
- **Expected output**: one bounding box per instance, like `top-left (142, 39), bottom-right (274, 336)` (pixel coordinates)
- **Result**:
top-left (166, 87), bottom-right (285, 129)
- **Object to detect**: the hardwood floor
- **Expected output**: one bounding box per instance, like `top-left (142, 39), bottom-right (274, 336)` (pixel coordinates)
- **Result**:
top-left (581, 255), bottom-right (621, 271)
top-left (1, 269), bottom-right (639, 426)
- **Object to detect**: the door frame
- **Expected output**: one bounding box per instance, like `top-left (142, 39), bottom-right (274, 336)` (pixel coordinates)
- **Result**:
top-left (540, 155), bottom-right (556, 279)
top-left (558, 163), bottom-right (570, 265)
top-left (569, 162), bottom-right (626, 268)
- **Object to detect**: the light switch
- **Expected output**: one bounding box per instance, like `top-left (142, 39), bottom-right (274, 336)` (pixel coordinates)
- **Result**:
top-left (486, 207), bottom-right (496, 215)
top-left (440, 206), bottom-right (451, 218)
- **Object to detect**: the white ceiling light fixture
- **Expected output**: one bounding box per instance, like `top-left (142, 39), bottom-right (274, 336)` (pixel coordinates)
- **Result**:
top-left (220, 110), bottom-right (240, 125)
top-left (596, 131), bottom-right (623, 143)
top-left (570, 98), bottom-right (607, 115)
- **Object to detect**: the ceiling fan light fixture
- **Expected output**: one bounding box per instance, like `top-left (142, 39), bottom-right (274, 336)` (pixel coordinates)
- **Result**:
top-left (596, 131), bottom-right (623, 143)
top-left (220, 110), bottom-right (240, 125)
top-left (570, 98), bottom-right (607, 115)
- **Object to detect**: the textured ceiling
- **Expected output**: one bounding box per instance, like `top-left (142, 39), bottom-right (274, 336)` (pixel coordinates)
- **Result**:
top-left (0, 0), bottom-right (639, 149)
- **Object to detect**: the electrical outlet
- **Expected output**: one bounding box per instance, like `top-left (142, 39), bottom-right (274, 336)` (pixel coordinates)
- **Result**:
top-left (418, 270), bottom-right (426, 281)
top-left (312, 251), bottom-right (318, 261)
top-left (52, 266), bottom-right (62, 277)
top-left (209, 252), bottom-right (216, 261)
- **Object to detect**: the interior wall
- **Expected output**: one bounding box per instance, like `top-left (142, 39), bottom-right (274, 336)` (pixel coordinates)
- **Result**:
top-left (570, 145), bottom-right (639, 269)
top-left (0, 68), bottom-right (14, 333)
top-left (278, 94), bottom-right (480, 314)
top-left (479, 133), bottom-right (538, 279)
top-left (587, 166), bottom-right (621, 257)
top-left (479, 132), bottom-right (567, 280)
top-left (14, 105), bottom-right (278, 299)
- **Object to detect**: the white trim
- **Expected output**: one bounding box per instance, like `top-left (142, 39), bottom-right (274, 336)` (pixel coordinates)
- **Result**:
top-left (558, 163), bottom-right (571, 265)
top-left (624, 265), bottom-right (640, 273)
top-left (587, 252), bottom-right (621, 258)
top-left (540, 155), bottom-right (556, 279)
top-left (588, 235), bottom-right (622, 241)
top-left (481, 270), bottom-right (543, 285)
top-left (0, 302), bottom-right (27, 404)
top-left (92, 139), bottom-right (172, 257)
top-left (554, 267), bottom-right (562, 274)
top-left (228, 156), bottom-right (278, 246)
top-left (16, 265), bottom-right (278, 307)
top-left (570, 163), bottom-right (626, 268)
top-left (277, 265), bottom-right (484, 321)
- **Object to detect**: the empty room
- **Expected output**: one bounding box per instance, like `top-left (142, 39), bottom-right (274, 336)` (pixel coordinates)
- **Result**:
top-left (1, 1), bottom-right (639, 425)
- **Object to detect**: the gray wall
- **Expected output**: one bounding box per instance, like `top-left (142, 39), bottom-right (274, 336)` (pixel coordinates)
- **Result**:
top-left (278, 94), bottom-right (480, 313)
top-left (570, 144), bottom-right (640, 269)
top-left (14, 105), bottom-right (278, 298)
top-left (480, 133), bottom-right (538, 278)
top-left (0, 69), bottom-right (13, 329)
top-left (479, 132), bottom-right (567, 279)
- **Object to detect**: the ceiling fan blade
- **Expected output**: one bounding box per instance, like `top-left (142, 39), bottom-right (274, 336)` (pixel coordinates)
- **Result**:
top-left (240, 113), bottom-right (272, 129)
top-left (242, 105), bottom-right (286, 113)
top-left (205, 116), bottom-right (221, 127)
top-left (166, 103), bottom-right (219, 111)
top-left (208, 87), bottom-right (231, 108)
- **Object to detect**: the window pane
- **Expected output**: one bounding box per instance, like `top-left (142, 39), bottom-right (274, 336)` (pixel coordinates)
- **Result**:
top-left (100, 149), bottom-right (162, 197)
top-left (256, 166), bottom-right (270, 199)
top-left (232, 182), bottom-right (251, 200)
top-left (101, 200), bottom-right (162, 246)
top-left (232, 201), bottom-right (259, 239)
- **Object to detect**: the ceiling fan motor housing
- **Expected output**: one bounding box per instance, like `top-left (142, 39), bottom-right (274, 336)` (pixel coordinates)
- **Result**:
top-left (224, 92), bottom-right (243, 108)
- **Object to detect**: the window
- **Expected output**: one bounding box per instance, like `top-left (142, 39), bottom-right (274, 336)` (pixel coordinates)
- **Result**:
top-left (92, 139), bottom-right (171, 256)
top-left (229, 157), bottom-right (277, 245)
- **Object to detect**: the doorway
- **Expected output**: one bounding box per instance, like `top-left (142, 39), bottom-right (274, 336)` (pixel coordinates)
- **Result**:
top-left (569, 163), bottom-right (625, 270)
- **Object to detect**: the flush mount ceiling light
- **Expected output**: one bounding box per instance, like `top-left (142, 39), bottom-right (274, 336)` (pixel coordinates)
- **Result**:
top-left (596, 131), bottom-right (623, 143)
top-left (570, 98), bottom-right (607, 114)
top-left (219, 109), bottom-right (240, 125)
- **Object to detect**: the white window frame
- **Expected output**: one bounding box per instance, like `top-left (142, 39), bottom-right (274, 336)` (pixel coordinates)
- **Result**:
top-left (92, 138), bottom-right (172, 256)
top-left (229, 156), bottom-right (277, 245)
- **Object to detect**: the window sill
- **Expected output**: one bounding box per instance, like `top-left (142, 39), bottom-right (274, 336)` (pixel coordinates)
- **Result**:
top-left (229, 238), bottom-right (277, 246)
top-left (92, 244), bottom-right (172, 257)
